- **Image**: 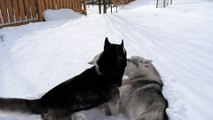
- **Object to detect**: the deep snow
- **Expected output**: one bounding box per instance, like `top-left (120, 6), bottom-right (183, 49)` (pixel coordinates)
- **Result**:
top-left (0, 0), bottom-right (213, 120)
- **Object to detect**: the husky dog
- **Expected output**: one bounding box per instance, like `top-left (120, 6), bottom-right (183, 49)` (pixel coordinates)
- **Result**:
top-left (0, 37), bottom-right (127, 120)
top-left (119, 56), bottom-right (168, 120)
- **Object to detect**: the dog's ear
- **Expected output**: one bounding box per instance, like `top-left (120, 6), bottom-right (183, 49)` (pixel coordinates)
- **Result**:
top-left (119, 40), bottom-right (126, 54)
top-left (88, 61), bottom-right (93, 65)
top-left (144, 59), bottom-right (152, 64)
top-left (131, 58), bottom-right (140, 67)
top-left (120, 40), bottom-right (124, 48)
top-left (104, 37), bottom-right (111, 50)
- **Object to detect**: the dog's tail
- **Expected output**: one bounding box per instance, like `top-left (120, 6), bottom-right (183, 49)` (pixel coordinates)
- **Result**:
top-left (0, 98), bottom-right (43, 114)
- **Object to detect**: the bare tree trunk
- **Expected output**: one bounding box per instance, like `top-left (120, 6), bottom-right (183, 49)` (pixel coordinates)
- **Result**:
top-left (110, 0), bottom-right (113, 13)
top-left (98, 0), bottom-right (102, 14)
top-left (156, 0), bottom-right (159, 8)
top-left (163, 0), bottom-right (166, 7)
top-left (103, 0), bottom-right (107, 13)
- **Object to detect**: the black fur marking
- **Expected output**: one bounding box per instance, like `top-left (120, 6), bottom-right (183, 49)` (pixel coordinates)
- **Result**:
top-left (98, 38), bottom-right (127, 87)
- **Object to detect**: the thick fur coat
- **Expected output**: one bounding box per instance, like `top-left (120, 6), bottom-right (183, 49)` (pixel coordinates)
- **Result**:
top-left (119, 56), bottom-right (168, 120)
top-left (0, 38), bottom-right (127, 120)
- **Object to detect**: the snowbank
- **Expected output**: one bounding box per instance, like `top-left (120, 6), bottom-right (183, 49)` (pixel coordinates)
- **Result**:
top-left (43, 9), bottom-right (82, 21)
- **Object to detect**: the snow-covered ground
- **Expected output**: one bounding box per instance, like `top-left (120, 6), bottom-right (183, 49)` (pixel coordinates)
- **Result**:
top-left (43, 9), bottom-right (82, 21)
top-left (0, 0), bottom-right (213, 120)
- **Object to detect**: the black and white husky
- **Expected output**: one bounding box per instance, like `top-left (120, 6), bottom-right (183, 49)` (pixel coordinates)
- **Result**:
top-left (0, 37), bottom-right (127, 120)
top-left (120, 56), bottom-right (168, 120)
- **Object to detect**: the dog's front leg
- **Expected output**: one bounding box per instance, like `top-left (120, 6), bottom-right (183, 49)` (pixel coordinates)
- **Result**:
top-left (104, 88), bottom-right (120, 115)
top-left (107, 99), bottom-right (120, 115)
top-left (71, 112), bottom-right (86, 120)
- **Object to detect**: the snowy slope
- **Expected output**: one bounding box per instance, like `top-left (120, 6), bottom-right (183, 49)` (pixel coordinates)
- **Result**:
top-left (0, 0), bottom-right (213, 120)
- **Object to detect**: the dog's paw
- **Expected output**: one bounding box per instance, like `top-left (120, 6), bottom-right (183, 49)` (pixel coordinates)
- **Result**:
top-left (72, 113), bottom-right (86, 120)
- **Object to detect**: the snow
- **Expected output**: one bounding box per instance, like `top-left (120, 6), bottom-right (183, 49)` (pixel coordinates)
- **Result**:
top-left (0, 0), bottom-right (213, 119)
top-left (43, 9), bottom-right (82, 21)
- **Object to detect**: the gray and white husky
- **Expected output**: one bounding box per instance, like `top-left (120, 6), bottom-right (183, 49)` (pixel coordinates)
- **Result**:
top-left (0, 37), bottom-right (127, 120)
top-left (120, 56), bottom-right (168, 120)
top-left (88, 55), bottom-right (168, 120)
